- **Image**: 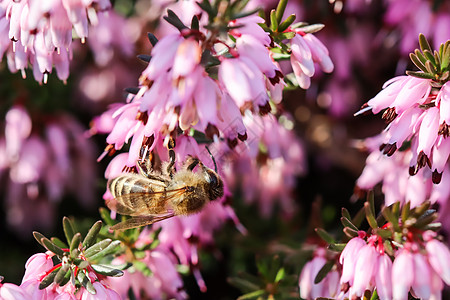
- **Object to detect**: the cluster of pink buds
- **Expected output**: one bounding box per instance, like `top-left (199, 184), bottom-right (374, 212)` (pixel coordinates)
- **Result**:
top-left (19, 252), bottom-right (121, 299)
top-left (93, 0), bottom-right (330, 229)
top-left (0, 0), bottom-right (112, 83)
top-left (338, 230), bottom-right (450, 300)
top-left (92, 1), bottom-right (332, 295)
top-left (356, 34), bottom-right (450, 184)
top-left (309, 194), bottom-right (450, 300)
top-left (355, 134), bottom-right (450, 209)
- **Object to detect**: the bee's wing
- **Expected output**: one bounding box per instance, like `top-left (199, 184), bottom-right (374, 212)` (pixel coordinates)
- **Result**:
top-left (105, 187), bottom-right (188, 216)
top-left (110, 214), bottom-right (175, 231)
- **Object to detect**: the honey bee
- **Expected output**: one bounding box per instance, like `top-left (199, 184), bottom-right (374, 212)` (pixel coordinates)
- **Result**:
top-left (106, 151), bottom-right (224, 230)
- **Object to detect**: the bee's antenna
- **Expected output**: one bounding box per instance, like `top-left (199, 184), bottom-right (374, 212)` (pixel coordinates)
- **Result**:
top-left (205, 145), bottom-right (218, 173)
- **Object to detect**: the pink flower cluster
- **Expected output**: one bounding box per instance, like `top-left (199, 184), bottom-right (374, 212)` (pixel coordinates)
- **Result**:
top-left (0, 0), bottom-right (113, 83)
top-left (357, 75), bottom-right (450, 184)
top-left (300, 228), bottom-right (450, 300)
top-left (0, 106), bottom-right (97, 235)
top-left (290, 31), bottom-right (334, 89)
top-left (93, 6), bottom-right (325, 218)
top-left (94, 8), bottom-right (330, 295)
top-left (355, 134), bottom-right (450, 209)
top-left (11, 252), bottom-right (121, 299)
top-left (339, 231), bottom-right (450, 300)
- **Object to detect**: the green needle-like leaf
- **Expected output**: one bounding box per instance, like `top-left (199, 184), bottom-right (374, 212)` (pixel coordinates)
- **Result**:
top-left (91, 264), bottom-right (124, 277)
top-left (274, 267), bottom-right (285, 283)
top-left (375, 228), bottom-right (392, 239)
top-left (232, 7), bottom-right (261, 20)
top-left (381, 206), bottom-right (400, 232)
top-left (434, 50), bottom-right (441, 70)
top-left (409, 53), bottom-right (427, 72)
top-left (315, 228), bottom-right (336, 244)
top-left (99, 208), bottom-right (114, 226)
top-left (74, 259), bottom-right (89, 270)
top-left (370, 289), bottom-right (379, 300)
top-left (425, 59), bottom-right (437, 74)
top-left (419, 34), bottom-right (432, 53)
top-left (406, 71), bottom-right (435, 80)
top-left (415, 49), bottom-right (428, 65)
top-left (59, 268), bottom-right (72, 287)
top-left (83, 221), bottom-right (102, 249)
top-left (368, 191), bottom-right (375, 216)
top-left (70, 233), bottom-right (82, 257)
top-left (295, 23), bottom-right (324, 34)
top-left (87, 240), bottom-right (121, 262)
top-left (77, 271), bottom-right (96, 295)
top-left (413, 201), bottom-right (431, 216)
top-left (228, 277), bottom-right (259, 293)
top-left (341, 217), bottom-right (359, 231)
top-left (51, 237), bottom-right (68, 249)
top-left (328, 243), bottom-right (346, 252)
top-left (39, 268), bottom-right (59, 289)
top-left (289, 21), bottom-right (308, 29)
top-left (275, 0), bottom-right (288, 24)
top-left (441, 44), bottom-right (450, 70)
top-left (364, 202), bottom-right (378, 230)
top-left (55, 264), bottom-right (70, 285)
top-left (415, 210), bottom-right (438, 228)
top-left (42, 237), bottom-right (65, 257)
top-left (63, 217), bottom-right (75, 245)
top-left (270, 9), bottom-right (278, 32)
top-left (84, 239), bottom-right (112, 258)
top-left (277, 31), bottom-right (295, 40)
top-left (401, 202), bottom-right (411, 223)
top-left (343, 226), bottom-right (358, 238)
top-left (314, 261), bottom-right (334, 284)
top-left (423, 222), bottom-right (442, 231)
top-left (33, 231), bottom-right (48, 248)
top-left (341, 207), bottom-right (352, 220)
top-left (277, 14), bottom-right (296, 32)
top-left (383, 240), bottom-right (394, 256)
top-left (237, 289), bottom-right (266, 300)
top-left (352, 205), bottom-right (366, 228)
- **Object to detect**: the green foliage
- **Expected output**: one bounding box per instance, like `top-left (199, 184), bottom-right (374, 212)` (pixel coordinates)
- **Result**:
top-left (407, 34), bottom-right (450, 85)
top-left (229, 255), bottom-right (298, 300)
top-left (33, 218), bottom-right (125, 294)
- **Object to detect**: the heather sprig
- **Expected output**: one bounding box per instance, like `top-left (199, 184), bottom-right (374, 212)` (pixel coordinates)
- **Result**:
top-left (408, 34), bottom-right (450, 84)
top-left (32, 217), bottom-right (124, 294)
top-left (356, 34), bottom-right (450, 184)
top-left (313, 195), bottom-right (447, 300)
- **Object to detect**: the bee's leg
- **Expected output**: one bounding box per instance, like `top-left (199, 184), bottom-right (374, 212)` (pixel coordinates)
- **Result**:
top-left (166, 137), bottom-right (176, 178)
top-left (185, 156), bottom-right (200, 171)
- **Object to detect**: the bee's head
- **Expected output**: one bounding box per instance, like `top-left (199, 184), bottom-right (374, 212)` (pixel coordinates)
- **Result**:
top-left (203, 168), bottom-right (224, 201)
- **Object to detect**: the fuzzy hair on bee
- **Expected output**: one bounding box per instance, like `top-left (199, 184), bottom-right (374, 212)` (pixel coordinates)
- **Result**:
top-left (106, 154), bottom-right (224, 230)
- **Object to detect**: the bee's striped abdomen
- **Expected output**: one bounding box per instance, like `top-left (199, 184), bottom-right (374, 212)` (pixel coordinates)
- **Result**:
top-left (109, 175), bottom-right (156, 197)
top-left (107, 174), bottom-right (168, 215)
